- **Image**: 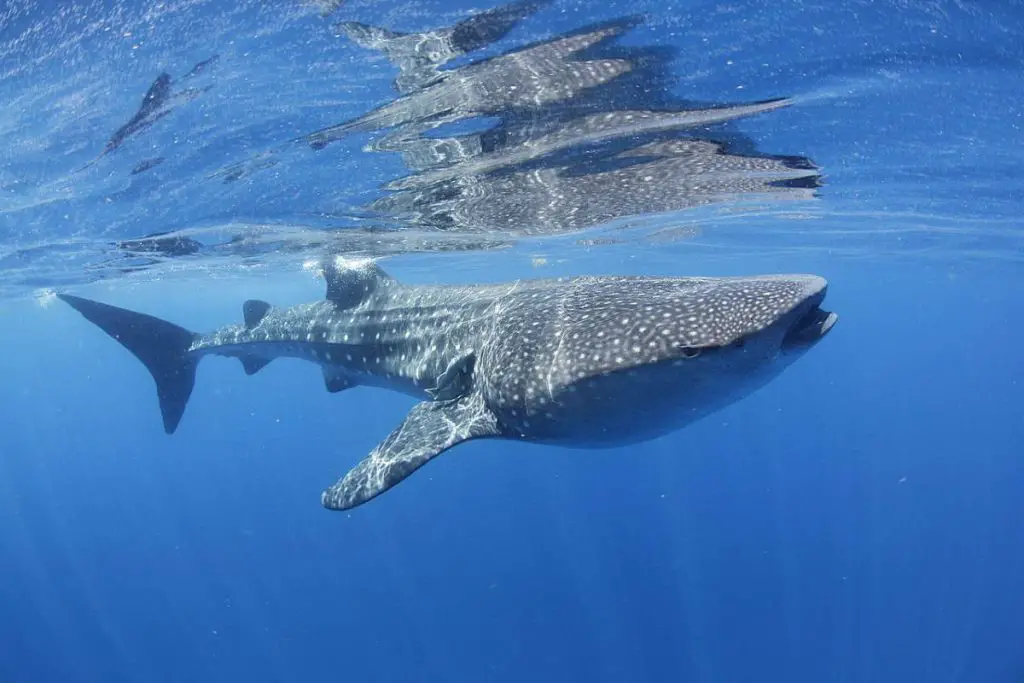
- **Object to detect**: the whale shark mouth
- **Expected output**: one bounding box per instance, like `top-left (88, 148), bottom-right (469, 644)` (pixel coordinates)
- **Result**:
top-left (782, 293), bottom-right (838, 351)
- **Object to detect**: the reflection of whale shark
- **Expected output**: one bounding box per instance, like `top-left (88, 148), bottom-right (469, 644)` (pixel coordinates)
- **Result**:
top-left (130, 157), bottom-right (165, 175)
top-left (336, 0), bottom-right (549, 93)
top-left (329, 14), bottom-right (820, 240)
top-left (373, 135), bottom-right (819, 236)
top-left (380, 100), bottom-right (798, 189)
top-left (305, 21), bottom-right (635, 148)
top-left (303, 0), bottom-right (345, 16)
top-left (197, 12), bottom-right (821, 265)
top-left (116, 230), bottom-right (202, 257)
top-left (80, 55), bottom-right (218, 170)
top-left (108, 221), bottom-right (516, 274)
top-left (102, 73), bottom-right (173, 155)
top-left (58, 258), bottom-right (837, 511)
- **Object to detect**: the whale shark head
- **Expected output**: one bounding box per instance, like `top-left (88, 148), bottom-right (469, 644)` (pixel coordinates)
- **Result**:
top-left (487, 273), bottom-right (839, 445)
top-left (615, 273), bottom-right (838, 376)
top-left (694, 273), bottom-right (838, 359)
top-left (559, 273), bottom-right (838, 372)
top-left (774, 277), bottom-right (839, 354)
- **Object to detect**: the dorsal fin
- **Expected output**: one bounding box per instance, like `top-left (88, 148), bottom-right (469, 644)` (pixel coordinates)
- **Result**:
top-left (242, 299), bottom-right (272, 329)
top-left (322, 257), bottom-right (394, 309)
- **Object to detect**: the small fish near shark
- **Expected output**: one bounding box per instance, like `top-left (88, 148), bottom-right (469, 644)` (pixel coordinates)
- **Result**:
top-left (57, 259), bottom-right (838, 512)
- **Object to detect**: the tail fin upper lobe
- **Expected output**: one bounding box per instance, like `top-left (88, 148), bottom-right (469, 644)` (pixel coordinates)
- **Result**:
top-left (58, 294), bottom-right (198, 434)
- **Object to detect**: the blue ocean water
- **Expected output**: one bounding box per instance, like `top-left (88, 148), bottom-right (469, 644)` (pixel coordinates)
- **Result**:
top-left (1, 1), bottom-right (1023, 682)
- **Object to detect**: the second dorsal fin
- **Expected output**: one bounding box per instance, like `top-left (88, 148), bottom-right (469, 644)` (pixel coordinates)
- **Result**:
top-left (322, 257), bottom-right (393, 309)
top-left (243, 299), bottom-right (272, 329)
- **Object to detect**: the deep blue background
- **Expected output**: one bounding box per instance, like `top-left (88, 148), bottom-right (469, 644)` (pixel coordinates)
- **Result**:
top-left (2, 0), bottom-right (1024, 682)
top-left (3, 255), bottom-right (1022, 682)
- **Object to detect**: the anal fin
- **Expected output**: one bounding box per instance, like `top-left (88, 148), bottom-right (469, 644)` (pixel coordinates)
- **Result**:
top-left (321, 392), bottom-right (498, 511)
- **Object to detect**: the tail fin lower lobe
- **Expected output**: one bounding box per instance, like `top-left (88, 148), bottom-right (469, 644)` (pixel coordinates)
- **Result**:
top-left (58, 294), bottom-right (198, 434)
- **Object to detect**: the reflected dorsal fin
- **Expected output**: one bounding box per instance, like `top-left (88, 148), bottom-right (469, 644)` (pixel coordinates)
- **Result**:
top-left (243, 299), bottom-right (272, 329)
top-left (322, 257), bottom-right (394, 309)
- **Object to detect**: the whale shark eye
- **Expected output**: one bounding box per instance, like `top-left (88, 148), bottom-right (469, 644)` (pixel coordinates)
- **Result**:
top-left (733, 339), bottom-right (746, 349)
top-left (680, 347), bottom-right (701, 359)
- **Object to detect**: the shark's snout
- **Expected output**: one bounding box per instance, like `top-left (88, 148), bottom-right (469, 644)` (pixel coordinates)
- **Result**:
top-left (781, 284), bottom-right (838, 351)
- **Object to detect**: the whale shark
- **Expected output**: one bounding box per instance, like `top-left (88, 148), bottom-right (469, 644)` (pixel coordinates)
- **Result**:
top-left (57, 259), bottom-right (837, 511)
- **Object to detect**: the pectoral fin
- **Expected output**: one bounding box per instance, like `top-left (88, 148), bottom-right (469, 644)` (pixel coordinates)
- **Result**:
top-left (425, 351), bottom-right (475, 401)
top-left (321, 392), bottom-right (499, 511)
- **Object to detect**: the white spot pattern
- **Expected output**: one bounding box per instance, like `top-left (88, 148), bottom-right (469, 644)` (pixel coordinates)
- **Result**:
top-left (187, 267), bottom-right (829, 445)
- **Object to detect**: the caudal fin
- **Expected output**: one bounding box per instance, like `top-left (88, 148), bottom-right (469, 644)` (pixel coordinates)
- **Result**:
top-left (58, 294), bottom-right (198, 434)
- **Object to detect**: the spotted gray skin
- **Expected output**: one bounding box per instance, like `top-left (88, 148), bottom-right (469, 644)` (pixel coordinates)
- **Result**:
top-left (57, 258), bottom-right (837, 512)
top-left (373, 135), bottom-right (818, 236)
top-left (381, 101), bottom-right (797, 189)
top-left (304, 23), bottom-right (633, 148)
top-left (337, 0), bottom-right (549, 94)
